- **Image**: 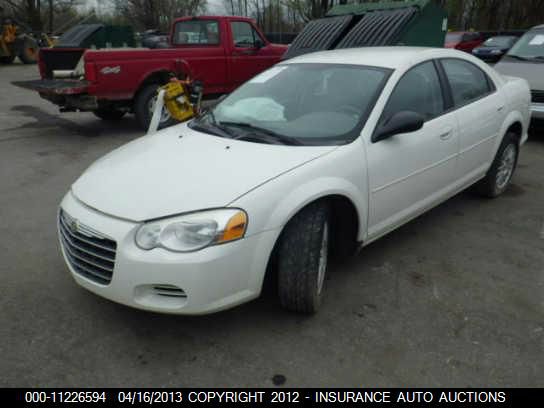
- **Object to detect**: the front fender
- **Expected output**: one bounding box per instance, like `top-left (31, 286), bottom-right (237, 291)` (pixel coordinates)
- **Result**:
top-left (231, 146), bottom-right (369, 243)
top-left (264, 177), bottom-right (367, 240)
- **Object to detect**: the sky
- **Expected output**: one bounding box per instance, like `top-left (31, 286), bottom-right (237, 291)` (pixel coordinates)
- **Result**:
top-left (80, 0), bottom-right (226, 15)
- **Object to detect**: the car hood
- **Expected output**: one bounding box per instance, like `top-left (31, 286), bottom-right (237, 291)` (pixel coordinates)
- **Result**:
top-left (495, 60), bottom-right (544, 91)
top-left (71, 123), bottom-right (337, 222)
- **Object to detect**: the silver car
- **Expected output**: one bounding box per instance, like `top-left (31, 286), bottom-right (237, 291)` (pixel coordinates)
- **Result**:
top-left (495, 25), bottom-right (544, 120)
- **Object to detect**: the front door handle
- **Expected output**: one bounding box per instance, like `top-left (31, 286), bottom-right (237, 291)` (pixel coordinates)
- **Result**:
top-left (497, 105), bottom-right (505, 112)
top-left (234, 49), bottom-right (256, 56)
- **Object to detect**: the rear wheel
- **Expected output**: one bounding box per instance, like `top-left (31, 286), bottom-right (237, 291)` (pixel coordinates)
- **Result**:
top-left (93, 109), bottom-right (126, 121)
top-left (277, 202), bottom-right (330, 313)
top-left (134, 83), bottom-right (177, 130)
top-left (475, 132), bottom-right (519, 197)
top-left (0, 55), bottom-right (16, 64)
top-left (18, 37), bottom-right (38, 64)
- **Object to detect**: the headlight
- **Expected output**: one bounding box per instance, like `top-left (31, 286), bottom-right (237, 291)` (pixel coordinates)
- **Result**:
top-left (135, 209), bottom-right (248, 252)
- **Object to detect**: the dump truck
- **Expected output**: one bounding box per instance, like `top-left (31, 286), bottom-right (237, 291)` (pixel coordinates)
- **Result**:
top-left (283, 0), bottom-right (448, 60)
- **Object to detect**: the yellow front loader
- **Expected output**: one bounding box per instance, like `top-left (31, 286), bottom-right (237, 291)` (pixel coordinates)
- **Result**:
top-left (0, 19), bottom-right (52, 64)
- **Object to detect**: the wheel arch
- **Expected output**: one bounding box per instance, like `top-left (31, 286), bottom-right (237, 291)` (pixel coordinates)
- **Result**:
top-left (134, 70), bottom-right (174, 101)
top-left (495, 111), bottom-right (525, 154)
top-left (261, 188), bottom-right (364, 295)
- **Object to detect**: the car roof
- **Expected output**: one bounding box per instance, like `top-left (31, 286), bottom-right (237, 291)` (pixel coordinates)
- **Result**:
top-left (532, 24), bottom-right (544, 30)
top-left (282, 47), bottom-right (467, 70)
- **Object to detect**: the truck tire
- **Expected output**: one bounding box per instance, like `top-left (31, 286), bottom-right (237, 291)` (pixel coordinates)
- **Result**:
top-left (93, 109), bottom-right (126, 121)
top-left (0, 55), bottom-right (16, 64)
top-left (475, 132), bottom-right (519, 198)
top-left (134, 83), bottom-right (177, 130)
top-left (18, 37), bottom-right (38, 64)
top-left (277, 202), bottom-right (330, 313)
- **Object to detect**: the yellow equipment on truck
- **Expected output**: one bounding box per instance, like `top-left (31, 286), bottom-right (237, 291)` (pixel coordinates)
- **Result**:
top-left (148, 77), bottom-right (204, 134)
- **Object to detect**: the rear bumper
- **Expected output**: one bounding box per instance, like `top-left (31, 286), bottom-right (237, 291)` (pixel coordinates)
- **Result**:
top-left (12, 79), bottom-right (89, 95)
top-left (12, 79), bottom-right (99, 110)
top-left (531, 103), bottom-right (544, 119)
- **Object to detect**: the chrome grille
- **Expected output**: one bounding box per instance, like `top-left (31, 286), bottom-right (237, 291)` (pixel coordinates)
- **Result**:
top-left (531, 90), bottom-right (544, 104)
top-left (59, 210), bottom-right (116, 285)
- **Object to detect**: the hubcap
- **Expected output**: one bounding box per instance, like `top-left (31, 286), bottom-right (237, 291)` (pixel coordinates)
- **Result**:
top-left (148, 94), bottom-right (171, 124)
top-left (317, 222), bottom-right (329, 296)
top-left (496, 144), bottom-right (516, 191)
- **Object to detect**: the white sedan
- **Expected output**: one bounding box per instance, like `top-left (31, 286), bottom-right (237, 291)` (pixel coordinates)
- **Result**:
top-left (58, 47), bottom-right (531, 314)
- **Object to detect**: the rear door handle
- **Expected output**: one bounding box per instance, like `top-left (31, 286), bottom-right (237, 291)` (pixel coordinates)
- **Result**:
top-left (497, 106), bottom-right (505, 112)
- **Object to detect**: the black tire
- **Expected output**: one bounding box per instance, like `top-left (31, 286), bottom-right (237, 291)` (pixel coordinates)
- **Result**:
top-left (0, 55), bottom-right (16, 64)
top-left (277, 202), bottom-right (330, 313)
top-left (134, 83), bottom-right (177, 130)
top-left (18, 37), bottom-right (38, 64)
top-left (93, 109), bottom-right (126, 121)
top-left (475, 132), bottom-right (519, 198)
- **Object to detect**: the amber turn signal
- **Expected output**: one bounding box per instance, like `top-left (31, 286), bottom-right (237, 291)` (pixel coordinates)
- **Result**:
top-left (217, 211), bottom-right (247, 243)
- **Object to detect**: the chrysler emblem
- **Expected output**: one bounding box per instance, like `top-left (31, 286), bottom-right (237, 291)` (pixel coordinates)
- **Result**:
top-left (69, 219), bottom-right (79, 233)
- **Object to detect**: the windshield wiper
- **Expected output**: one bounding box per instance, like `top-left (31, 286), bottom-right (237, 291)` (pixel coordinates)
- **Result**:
top-left (219, 121), bottom-right (304, 145)
top-left (505, 54), bottom-right (531, 61)
top-left (190, 110), bottom-right (232, 138)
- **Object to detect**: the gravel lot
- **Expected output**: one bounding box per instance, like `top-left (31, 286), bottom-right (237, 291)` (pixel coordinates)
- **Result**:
top-left (1, 61), bottom-right (543, 387)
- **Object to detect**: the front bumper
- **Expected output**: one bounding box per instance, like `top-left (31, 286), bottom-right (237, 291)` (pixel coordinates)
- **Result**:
top-left (531, 103), bottom-right (544, 120)
top-left (59, 191), bottom-right (279, 315)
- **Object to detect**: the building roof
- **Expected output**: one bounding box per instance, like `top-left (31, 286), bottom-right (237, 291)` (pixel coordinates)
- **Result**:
top-left (327, 0), bottom-right (430, 16)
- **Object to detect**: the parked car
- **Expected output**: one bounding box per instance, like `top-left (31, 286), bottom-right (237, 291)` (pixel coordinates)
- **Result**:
top-left (14, 16), bottom-right (288, 129)
top-left (494, 24), bottom-right (544, 120)
top-left (445, 31), bottom-right (484, 53)
top-left (58, 47), bottom-right (530, 315)
top-left (472, 35), bottom-right (519, 62)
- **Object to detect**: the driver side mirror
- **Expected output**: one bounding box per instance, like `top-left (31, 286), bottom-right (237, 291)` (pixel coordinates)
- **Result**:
top-left (254, 39), bottom-right (264, 49)
top-left (372, 111), bottom-right (425, 143)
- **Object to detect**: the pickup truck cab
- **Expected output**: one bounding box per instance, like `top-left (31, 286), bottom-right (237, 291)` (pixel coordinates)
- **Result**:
top-left (16, 16), bottom-right (287, 129)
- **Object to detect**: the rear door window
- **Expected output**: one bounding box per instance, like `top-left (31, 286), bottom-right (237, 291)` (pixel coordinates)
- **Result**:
top-left (441, 59), bottom-right (493, 107)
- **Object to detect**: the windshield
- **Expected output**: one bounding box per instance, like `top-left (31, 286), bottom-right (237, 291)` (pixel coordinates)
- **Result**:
top-left (446, 33), bottom-right (462, 43)
top-left (483, 36), bottom-right (517, 47)
top-left (507, 30), bottom-right (544, 59)
top-left (190, 63), bottom-right (390, 145)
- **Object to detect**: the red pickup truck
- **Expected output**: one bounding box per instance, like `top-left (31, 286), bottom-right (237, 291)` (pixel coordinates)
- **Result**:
top-left (17, 16), bottom-right (287, 129)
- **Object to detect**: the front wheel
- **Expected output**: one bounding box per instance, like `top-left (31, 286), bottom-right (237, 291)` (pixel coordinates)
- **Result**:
top-left (277, 202), bottom-right (330, 313)
top-left (18, 37), bottom-right (38, 64)
top-left (475, 132), bottom-right (519, 197)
